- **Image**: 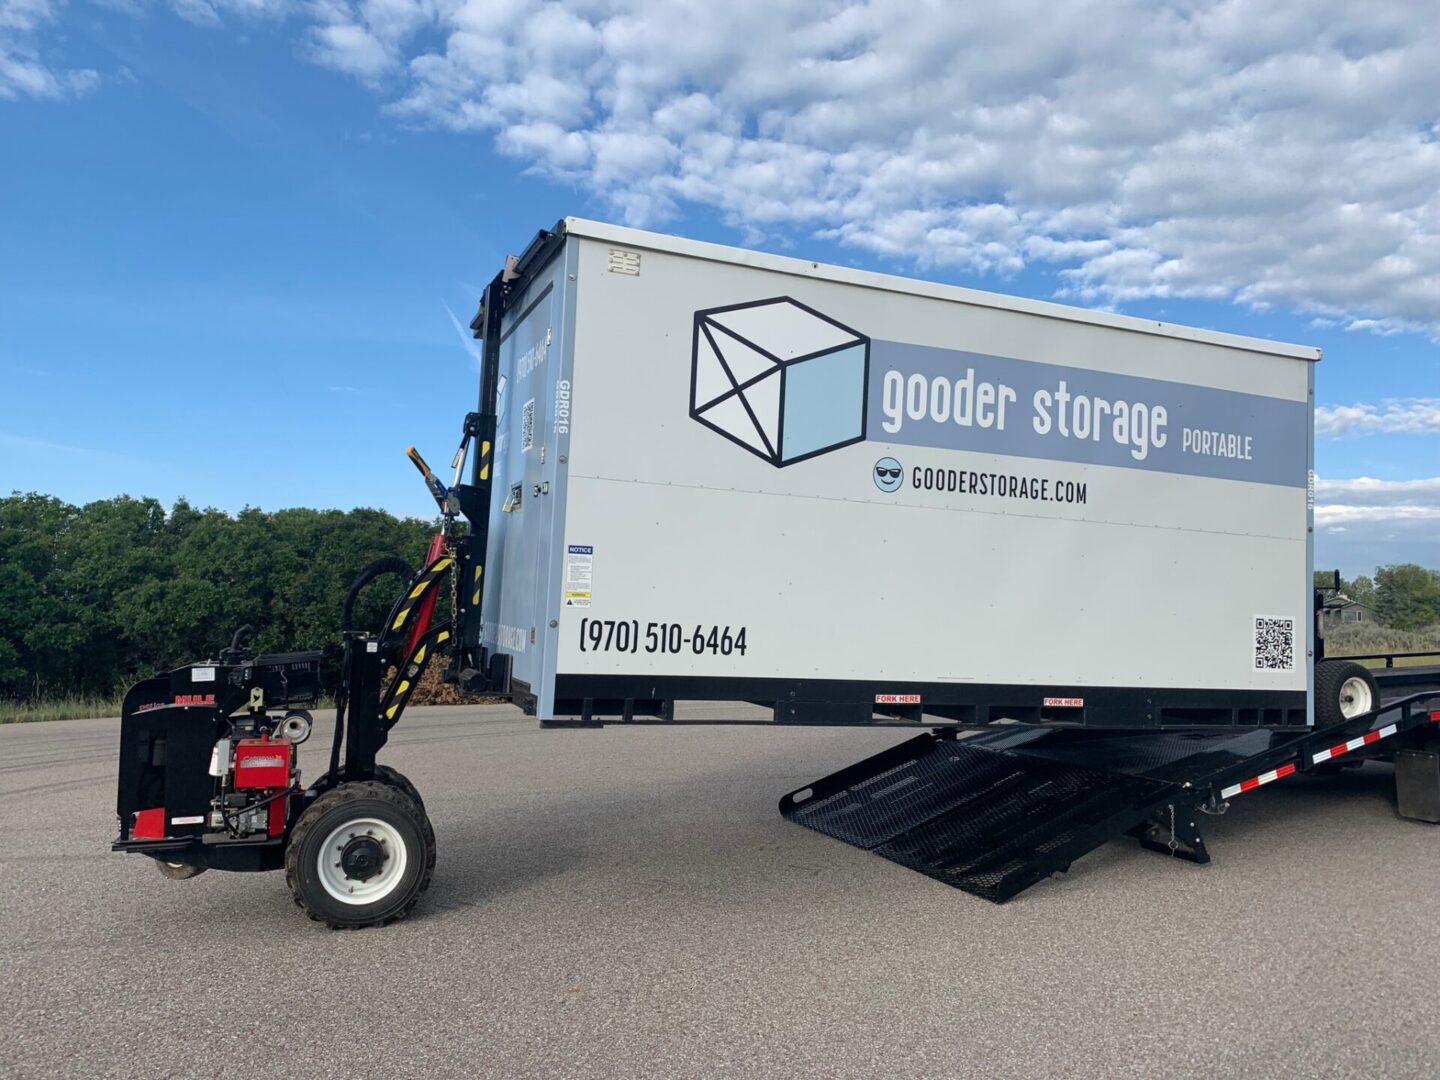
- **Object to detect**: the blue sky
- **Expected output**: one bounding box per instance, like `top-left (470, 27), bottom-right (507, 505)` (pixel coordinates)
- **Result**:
top-left (1, 1), bottom-right (1436, 577)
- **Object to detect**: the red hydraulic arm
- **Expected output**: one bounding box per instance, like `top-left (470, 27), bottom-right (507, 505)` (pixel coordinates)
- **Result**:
top-left (406, 533), bottom-right (447, 658)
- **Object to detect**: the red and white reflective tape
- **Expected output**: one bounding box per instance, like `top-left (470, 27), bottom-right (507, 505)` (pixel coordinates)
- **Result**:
top-left (1310, 723), bottom-right (1399, 765)
top-left (1220, 763), bottom-right (1297, 801)
top-left (1217, 709), bottom-right (1440, 802)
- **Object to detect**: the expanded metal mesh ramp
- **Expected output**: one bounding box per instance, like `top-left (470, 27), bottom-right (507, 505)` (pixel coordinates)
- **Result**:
top-left (779, 731), bottom-right (1190, 902)
top-left (781, 691), bottom-right (1440, 902)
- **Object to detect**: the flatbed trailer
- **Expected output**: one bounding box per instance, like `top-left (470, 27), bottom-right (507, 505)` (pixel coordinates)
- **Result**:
top-left (783, 686), bottom-right (1440, 901)
top-left (112, 219), bottom-right (1440, 925)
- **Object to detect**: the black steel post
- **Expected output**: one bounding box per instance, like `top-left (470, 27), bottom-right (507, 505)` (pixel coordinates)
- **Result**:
top-left (450, 274), bottom-right (508, 686)
top-left (342, 633), bottom-right (383, 781)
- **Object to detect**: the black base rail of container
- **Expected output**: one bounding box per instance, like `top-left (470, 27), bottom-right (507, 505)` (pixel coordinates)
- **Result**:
top-left (779, 690), bottom-right (1440, 903)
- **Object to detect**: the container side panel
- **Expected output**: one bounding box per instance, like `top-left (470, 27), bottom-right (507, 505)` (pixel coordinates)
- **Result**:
top-left (550, 237), bottom-right (1311, 704)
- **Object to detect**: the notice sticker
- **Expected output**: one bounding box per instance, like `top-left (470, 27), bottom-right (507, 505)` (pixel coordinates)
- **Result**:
top-left (563, 544), bottom-right (593, 608)
top-left (1043, 697), bottom-right (1084, 708)
top-left (875, 693), bottom-right (922, 705)
top-left (192, 667), bottom-right (216, 683)
top-left (521, 398), bottom-right (535, 453)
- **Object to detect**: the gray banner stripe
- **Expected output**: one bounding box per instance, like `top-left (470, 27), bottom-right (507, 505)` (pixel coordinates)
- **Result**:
top-left (865, 340), bottom-right (1309, 488)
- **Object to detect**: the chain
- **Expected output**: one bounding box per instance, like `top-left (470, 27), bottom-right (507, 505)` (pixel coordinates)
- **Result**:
top-left (1167, 804), bottom-right (1178, 854)
top-left (448, 536), bottom-right (459, 645)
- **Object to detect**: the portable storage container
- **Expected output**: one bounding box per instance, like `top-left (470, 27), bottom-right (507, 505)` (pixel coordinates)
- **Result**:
top-left (477, 220), bottom-right (1317, 727)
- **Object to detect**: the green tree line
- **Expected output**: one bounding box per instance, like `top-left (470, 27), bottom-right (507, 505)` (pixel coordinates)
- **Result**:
top-left (1314, 566), bottom-right (1440, 630)
top-left (3, 492), bottom-right (1436, 704)
top-left (0, 493), bottom-right (439, 702)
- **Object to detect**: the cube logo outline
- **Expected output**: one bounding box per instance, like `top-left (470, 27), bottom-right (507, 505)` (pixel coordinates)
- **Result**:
top-left (689, 297), bottom-right (871, 468)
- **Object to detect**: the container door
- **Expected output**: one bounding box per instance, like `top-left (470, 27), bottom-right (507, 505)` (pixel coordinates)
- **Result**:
top-left (487, 272), bottom-right (562, 702)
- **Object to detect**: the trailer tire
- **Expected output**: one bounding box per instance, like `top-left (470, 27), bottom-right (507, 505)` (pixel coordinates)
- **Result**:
top-left (1314, 660), bottom-right (1379, 727)
top-left (154, 859), bottom-right (207, 881)
top-left (285, 781), bottom-right (435, 929)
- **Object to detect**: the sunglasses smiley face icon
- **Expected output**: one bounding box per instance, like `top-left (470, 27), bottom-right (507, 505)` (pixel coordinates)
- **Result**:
top-left (873, 457), bottom-right (904, 493)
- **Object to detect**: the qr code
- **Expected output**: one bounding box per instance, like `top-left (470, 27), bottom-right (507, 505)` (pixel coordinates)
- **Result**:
top-left (521, 398), bottom-right (535, 453)
top-left (1254, 616), bottom-right (1295, 671)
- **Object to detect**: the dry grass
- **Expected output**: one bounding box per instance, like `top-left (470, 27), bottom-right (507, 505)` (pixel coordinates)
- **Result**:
top-left (1324, 622), bottom-right (1440, 669)
top-left (1347, 654), bottom-right (1437, 670)
top-left (1, 694), bottom-right (126, 724)
top-left (1, 660), bottom-right (487, 725)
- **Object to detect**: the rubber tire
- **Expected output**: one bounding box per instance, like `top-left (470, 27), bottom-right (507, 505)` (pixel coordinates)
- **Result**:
top-left (1314, 660), bottom-right (1379, 728)
top-left (374, 765), bottom-right (426, 813)
top-left (309, 767), bottom-right (426, 813)
top-left (285, 781), bottom-right (435, 929)
top-left (154, 859), bottom-right (207, 881)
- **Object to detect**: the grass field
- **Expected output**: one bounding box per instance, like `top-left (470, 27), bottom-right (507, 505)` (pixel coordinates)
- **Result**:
top-left (1, 694), bottom-right (126, 725)
top-left (1347, 653), bottom-right (1439, 670)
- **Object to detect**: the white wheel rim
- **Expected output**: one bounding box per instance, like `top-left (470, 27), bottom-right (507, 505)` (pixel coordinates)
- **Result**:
top-left (317, 817), bottom-right (408, 905)
top-left (1337, 677), bottom-right (1373, 719)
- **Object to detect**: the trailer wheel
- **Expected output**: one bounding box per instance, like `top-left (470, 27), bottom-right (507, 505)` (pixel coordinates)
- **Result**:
top-left (154, 859), bottom-right (207, 881)
top-left (1315, 660), bottom-right (1379, 727)
top-left (285, 781), bottom-right (435, 929)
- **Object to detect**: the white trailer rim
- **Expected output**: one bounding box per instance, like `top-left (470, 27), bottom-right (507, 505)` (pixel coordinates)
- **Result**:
top-left (318, 817), bottom-right (407, 905)
top-left (1338, 676), bottom-right (1374, 719)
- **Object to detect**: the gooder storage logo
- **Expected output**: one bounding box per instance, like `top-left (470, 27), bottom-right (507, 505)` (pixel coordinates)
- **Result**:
top-left (689, 300), bottom-right (1309, 489)
top-left (690, 297), bottom-right (871, 467)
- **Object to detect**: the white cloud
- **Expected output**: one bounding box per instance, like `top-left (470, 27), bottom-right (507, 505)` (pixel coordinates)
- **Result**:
top-left (1315, 398), bottom-right (1440, 437)
top-left (305, 0), bottom-right (438, 81)
top-left (1313, 476), bottom-right (1440, 572)
top-left (169, 0), bottom-right (223, 27)
top-left (347, 0), bottom-right (1440, 337)
top-left (0, 0), bottom-right (98, 99)
top-left (1316, 503), bottom-right (1440, 524)
top-left (310, 20), bottom-right (393, 78)
top-left (13, 1), bottom-right (1440, 340)
top-left (1313, 476), bottom-right (1440, 522)
top-left (1315, 515), bottom-right (1439, 576)
top-left (1, 0), bottom-right (59, 30)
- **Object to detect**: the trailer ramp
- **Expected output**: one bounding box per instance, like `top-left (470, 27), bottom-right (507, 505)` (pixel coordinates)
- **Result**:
top-left (778, 730), bottom-right (1200, 902)
top-left (781, 692), bottom-right (1440, 903)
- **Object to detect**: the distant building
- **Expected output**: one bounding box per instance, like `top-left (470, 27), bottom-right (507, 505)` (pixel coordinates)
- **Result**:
top-left (1322, 595), bottom-right (1376, 624)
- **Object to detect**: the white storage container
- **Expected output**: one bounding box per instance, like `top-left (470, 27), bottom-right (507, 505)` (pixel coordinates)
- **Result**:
top-left (477, 220), bottom-right (1316, 727)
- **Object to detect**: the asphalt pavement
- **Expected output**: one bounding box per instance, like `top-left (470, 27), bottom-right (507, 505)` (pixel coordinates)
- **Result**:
top-left (2, 704), bottom-right (1437, 1080)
